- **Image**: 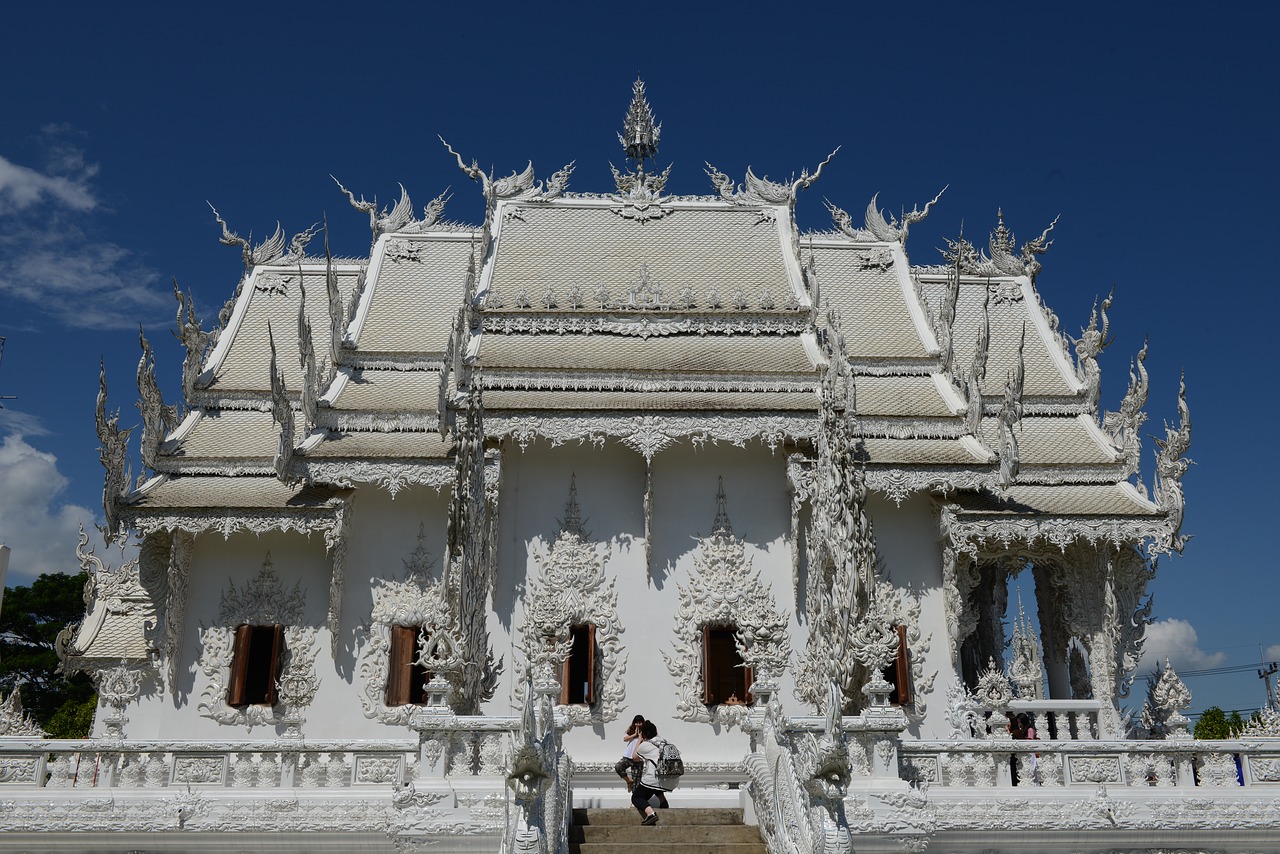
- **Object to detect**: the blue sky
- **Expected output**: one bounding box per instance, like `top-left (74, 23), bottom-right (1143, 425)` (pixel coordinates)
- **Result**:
top-left (1, 3), bottom-right (1276, 718)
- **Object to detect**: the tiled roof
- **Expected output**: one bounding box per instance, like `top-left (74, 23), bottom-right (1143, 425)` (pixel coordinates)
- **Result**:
top-left (70, 599), bottom-right (154, 660)
top-left (810, 243), bottom-right (932, 360)
top-left (860, 437), bottom-right (990, 465)
top-left (330, 369), bottom-right (440, 413)
top-left (949, 483), bottom-right (1157, 516)
top-left (489, 203), bottom-right (794, 309)
top-left (131, 476), bottom-right (348, 510)
top-left (477, 334), bottom-right (817, 374)
top-left (167, 409), bottom-right (296, 461)
top-left (354, 235), bottom-right (476, 354)
top-left (923, 278), bottom-right (1080, 399)
top-left (303, 431), bottom-right (452, 459)
top-left (481, 389), bottom-right (817, 411)
top-left (211, 266), bottom-right (363, 393)
top-left (979, 415), bottom-right (1117, 466)
top-left (853, 375), bottom-right (957, 418)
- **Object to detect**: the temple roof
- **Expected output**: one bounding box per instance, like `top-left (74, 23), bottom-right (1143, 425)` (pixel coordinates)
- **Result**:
top-left (123, 115), bottom-right (1184, 534)
top-left (486, 201), bottom-right (799, 310)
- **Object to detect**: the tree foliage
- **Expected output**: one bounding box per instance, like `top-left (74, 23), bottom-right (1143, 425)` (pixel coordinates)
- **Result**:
top-left (1194, 706), bottom-right (1245, 740)
top-left (0, 572), bottom-right (96, 735)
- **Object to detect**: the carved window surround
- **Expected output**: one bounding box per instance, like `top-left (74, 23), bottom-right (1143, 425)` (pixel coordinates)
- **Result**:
top-left (358, 526), bottom-right (455, 725)
top-left (197, 555), bottom-right (320, 729)
top-left (661, 483), bottom-right (790, 730)
top-left (516, 480), bottom-right (626, 727)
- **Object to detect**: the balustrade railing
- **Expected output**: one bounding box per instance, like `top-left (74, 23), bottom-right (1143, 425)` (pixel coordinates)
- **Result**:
top-left (901, 738), bottom-right (1280, 789)
top-left (0, 730), bottom-right (523, 789)
top-left (1007, 699), bottom-right (1101, 740)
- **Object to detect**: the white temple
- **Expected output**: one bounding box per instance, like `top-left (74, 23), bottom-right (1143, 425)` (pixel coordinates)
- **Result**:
top-left (2, 79), bottom-right (1277, 853)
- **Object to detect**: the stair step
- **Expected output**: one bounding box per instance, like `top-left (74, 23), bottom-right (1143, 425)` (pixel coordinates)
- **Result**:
top-left (568, 807), bottom-right (766, 854)
top-left (572, 807), bottom-right (746, 826)
top-left (571, 845), bottom-right (765, 854)
top-left (572, 824), bottom-right (762, 843)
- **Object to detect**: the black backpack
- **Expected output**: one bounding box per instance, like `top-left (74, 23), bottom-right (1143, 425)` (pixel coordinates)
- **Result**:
top-left (652, 738), bottom-right (685, 777)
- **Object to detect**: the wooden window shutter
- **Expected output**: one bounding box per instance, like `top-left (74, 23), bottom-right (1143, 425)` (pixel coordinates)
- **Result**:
top-left (558, 635), bottom-right (571, 706)
top-left (893, 624), bottom-right (912, 706)
top-left (263, 623), bottom-right (284, 707)
top-left (702, 624), bottom-right (714, 705)
top-left (227, 624), bottom-right (254, 707)
top-left (584, 623), bottom-right (597, 706)
top-left (387, 626), bottom-right (417, 706)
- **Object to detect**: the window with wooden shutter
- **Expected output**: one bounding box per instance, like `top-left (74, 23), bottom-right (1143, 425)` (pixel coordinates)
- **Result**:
top-left (227, 623), bottom-right (284, 707)
top-left (702, 625), bottom-right (753, 707)
top-left (387, 626), bottom-right (433, 707)
top-left (882, 624), bottom-right (912, 706)
top-left (560, 623), bottom-right (596, 706)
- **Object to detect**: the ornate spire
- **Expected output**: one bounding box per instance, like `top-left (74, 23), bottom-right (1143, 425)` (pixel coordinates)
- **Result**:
top-left (996, 325), bottom-right (1026, 489)
top-left (1009, 590), bottom-right (1044, 699)
top-left (1153, 373), bottom-right (1192, 555)
top-left (619, 76), bottom-right (661, 168)
top-left (558, 473), bottom-right (585, 538)
top-left (267, 322), bottom-right (295, 483)
top-left (711, 476), bottom-right (732, 537)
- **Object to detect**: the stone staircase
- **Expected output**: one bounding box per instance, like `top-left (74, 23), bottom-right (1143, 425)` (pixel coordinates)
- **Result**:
top-left (569, 807), bottom-right (767, 854)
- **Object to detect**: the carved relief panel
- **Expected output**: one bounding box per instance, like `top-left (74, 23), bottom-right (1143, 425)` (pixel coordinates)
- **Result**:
top-left (516, 478), bottom-right (626, 726)
top-left (358, 525), bottom-right (455, 724)
top-left (661, 481), bottom-right (791, 729)
top-left (197, 554), bottom-right (320, 728)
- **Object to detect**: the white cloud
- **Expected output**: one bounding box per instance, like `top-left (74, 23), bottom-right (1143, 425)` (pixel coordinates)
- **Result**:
top-left (1265, 644), bottom-right (1280, 662)
top-left (0, 153), bottom-right (96, 214)
top-left (1140, 618), bottom-right (1228, 674)
top-left (0, 225), bottom-right (168, 328)
top-left (0, 408), bottom-right (51, 437)
top-left (0, 140), bottom-right (167, 329)
top-left (0, 433), bottom-right (98, 588)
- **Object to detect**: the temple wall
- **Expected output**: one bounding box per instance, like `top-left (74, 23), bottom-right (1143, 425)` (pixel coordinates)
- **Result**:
top-left (866, 493), bottom-right (955, 739)
top-left (489, 438), bottom-right (792, 765)
top-left (117, 442), bottom-right (959, 750)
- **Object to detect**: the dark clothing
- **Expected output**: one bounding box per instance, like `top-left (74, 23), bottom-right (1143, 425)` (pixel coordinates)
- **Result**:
top-left (631, 783), bottom-right (669, 816)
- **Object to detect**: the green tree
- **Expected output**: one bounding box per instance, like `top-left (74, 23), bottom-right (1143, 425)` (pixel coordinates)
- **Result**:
top-left (1194, 706), bottom-right (1245, 739)
top-left (0, 572), bottom-right (96, 736)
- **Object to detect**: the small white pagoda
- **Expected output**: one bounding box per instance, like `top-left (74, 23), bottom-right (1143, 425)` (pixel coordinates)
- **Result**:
top-left (3, 79), bottom-right (1275, 854)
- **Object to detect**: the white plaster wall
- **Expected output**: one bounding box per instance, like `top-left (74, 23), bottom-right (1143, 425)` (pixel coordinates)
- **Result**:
top-left (864, 493), bottom-right (957, 739)
top-left (132, 449), bottom-right (961, 750)
top-left (126, 486), bottom-right (451, 740)
top-left (488, 438), bottom-right (796, 766)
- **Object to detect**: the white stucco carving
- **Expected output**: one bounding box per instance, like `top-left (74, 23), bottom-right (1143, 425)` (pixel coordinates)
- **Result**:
top-left (662, 481), bottom-right (791, 729)
top-left (358, 525), bottom-right (455, 725)
top-left (516, 477), bottom-right (626, 726)
top-left (197, 555), bottom-right (320, 729)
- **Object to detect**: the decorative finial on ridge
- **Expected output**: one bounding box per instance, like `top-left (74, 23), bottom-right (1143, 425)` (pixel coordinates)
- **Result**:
top-left (619, 76), bottom-right (661, 170)
top-left (711, 476), bottom-right (733, 537)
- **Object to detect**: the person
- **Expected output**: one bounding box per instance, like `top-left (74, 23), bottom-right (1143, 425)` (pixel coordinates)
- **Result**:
top-left (615, 714), bottom-right (646, 791)
top-left (1007, 712), bottom-right (1027, 785)
top-left (1018, 712), bottom-right (1040, 785)
top-left (631, 720), bottom-right (672, 825)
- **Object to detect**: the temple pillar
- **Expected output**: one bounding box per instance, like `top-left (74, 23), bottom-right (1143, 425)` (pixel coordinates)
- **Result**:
top-left (1032, 563), bottom-right (1071, 699)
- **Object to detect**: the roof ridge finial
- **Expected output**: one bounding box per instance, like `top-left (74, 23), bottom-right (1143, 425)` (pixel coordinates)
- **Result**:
top-left (619, 76), bottom-right (661, 173)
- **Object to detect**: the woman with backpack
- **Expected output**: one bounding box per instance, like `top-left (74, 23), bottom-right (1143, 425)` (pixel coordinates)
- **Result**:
top-left (631, 720), bottom-right (671, 825)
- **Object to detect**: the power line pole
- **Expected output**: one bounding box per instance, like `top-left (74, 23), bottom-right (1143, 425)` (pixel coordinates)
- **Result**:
top-left (1258, 651), bottom-right (1278, 710)
top-left (0, 336), bottom-right (15, 408)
